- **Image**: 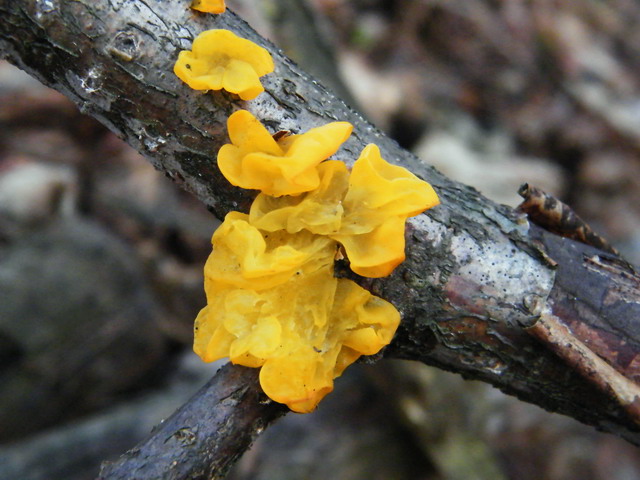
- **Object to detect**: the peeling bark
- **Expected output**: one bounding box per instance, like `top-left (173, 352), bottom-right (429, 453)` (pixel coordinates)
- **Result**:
top-left (526, 310), bottom-right (640, 427)
top-left (530, 227), bottom-right (640, 384)
top-left (2, 0), bottom-right (640, 478)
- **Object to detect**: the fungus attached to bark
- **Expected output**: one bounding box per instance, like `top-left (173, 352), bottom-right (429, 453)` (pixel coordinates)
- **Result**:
top-left (334, 144), bottom-right (440, 277)
top-left (194, 110), bottom-right (439, 412)
top-left (194, 212), bottom-right (400, 413)
top-left (191, 0), bottom-right (226, 14)
top-left (218, 110), bottom-right (353, 196)
top-left (248, 143), bottom-right (440, 277)
top-left (198, 211), bottom-right (336, 292)
top-left (249, 160), bottom-right (350, 235)
top-left (174, 29), bottom-right (273, 100)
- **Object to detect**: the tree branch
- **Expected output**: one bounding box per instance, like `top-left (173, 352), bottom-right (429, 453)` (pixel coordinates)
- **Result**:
top-left (98, 363), bottom-right (287, 480)
top-left (2, 1), bottom-right (640, 477)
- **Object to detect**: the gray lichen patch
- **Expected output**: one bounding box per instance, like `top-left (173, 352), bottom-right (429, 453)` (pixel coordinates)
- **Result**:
top-left (448, 223), bottom-right (554, 322)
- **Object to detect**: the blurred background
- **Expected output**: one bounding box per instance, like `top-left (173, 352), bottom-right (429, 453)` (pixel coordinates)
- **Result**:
top-left (1, 1), bottom-right (640, 479)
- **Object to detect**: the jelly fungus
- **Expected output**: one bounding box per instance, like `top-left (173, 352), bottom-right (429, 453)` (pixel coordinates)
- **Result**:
top-left (218, 110), bottom-right (353, 196)
top-left (191, 0), bottom-right (226, 14)
top-left (193, 102), bottom-right (439, 410)
top-left (174, 29), bottom-right (273, 100)
top-left (194, 212), bottom-right (400, 412)
top-left (249, 143), bottom-right (440, 277)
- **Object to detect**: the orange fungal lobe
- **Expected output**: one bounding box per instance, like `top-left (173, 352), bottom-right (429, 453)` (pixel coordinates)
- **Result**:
top-left (174, 29), bottom-right (273, 100)
top-left (194, 111), bottom-right (439, 412)
top-left (191, 0), bottom-right (226, 14)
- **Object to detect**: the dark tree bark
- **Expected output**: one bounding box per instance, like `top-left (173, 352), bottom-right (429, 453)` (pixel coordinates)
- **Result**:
top-left (98, 364), bottom-right (287, 480)
top-left (1, 1), bottom-right (640, 478)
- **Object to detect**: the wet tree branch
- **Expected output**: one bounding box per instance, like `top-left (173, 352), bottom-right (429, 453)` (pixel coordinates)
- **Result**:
top-left (1, 1), bottom-right (640, 478)
top-left (98, 364), bottom-right (287, 480)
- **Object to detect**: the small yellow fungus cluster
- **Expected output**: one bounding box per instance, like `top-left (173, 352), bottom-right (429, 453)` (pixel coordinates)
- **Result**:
top-left (174, 30), bottom-right (273, 100)
top-left (219, 110), bottom-right (353, 196)
top-left (250, 142), bottom-right (440, 277)
top-left (194, 211), bottom-right (400, 412)
top-left (193, 111), bottom-right (439, 412)
top-left (173, 20), bottom-right (440, 411)
top-left (191, 0), bottom-right (226, 14)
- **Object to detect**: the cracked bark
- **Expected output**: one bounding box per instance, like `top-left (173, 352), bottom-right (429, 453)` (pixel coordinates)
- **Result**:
top-left (1, 1), bottom-right (640, 478)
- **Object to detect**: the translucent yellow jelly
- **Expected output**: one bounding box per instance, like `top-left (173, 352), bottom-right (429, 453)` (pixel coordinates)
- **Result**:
top-left (174, 29), bottom-right (273, 100)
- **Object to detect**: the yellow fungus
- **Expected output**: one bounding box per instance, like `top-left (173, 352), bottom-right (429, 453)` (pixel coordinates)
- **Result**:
top-left (333, 216), bottom-right (408, 278)
top-left (218, 110), bottom-right (353, 196)
top-left (343, 144), bottom-right (440, 222)
top-left (201, 211), bottom-right (336, 291)
top-left (248, 143), bottom-right (439, 277)
top-left (249, 160), bottom-right (350, 234)
top-left (191, 0), bottom-right (226, 13)
top-left (174, 29), bottom-right (274, 100)
top-left (194, 109), bottom-right (440, 412)
top-left (193, 212), bottom-right (400, 412)
top-left (334, 144), bottom-right (440, 277)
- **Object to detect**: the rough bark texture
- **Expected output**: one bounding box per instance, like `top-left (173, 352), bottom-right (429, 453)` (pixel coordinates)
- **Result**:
top-left (2, 0), bottom-right (640, 477)
top-left (98, 363), bottom-right (287, 480)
